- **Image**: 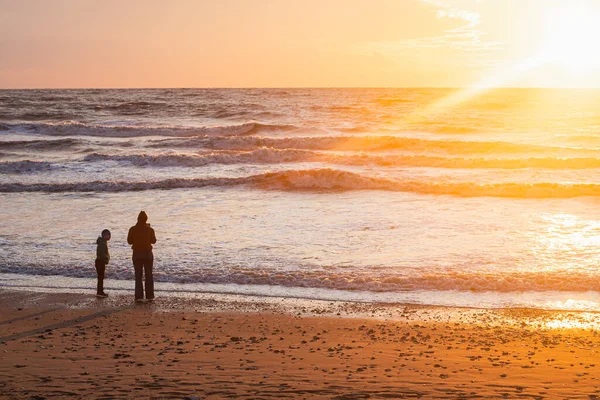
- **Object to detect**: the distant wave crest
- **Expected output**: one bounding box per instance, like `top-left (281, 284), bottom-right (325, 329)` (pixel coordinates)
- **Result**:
top-left (94, 101), bottom-right (167, 111)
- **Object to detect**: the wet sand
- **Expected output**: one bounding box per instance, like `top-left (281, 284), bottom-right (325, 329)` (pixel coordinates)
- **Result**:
top-left (2, 289), bottom-right (600, 399)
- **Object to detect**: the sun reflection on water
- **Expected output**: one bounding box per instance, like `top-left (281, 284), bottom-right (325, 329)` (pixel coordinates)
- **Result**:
top-left (530, 212), bottom-right (600, 273)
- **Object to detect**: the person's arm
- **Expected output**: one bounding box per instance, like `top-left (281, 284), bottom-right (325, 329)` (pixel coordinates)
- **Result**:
top-left (98, 241), bottom-right (109, 264)
top-left (127, 227), bottom-right (133, 245)
top-left (104, 244), bottom-right (110, 264)
top-left (150, 227), bottom-right (156, 244)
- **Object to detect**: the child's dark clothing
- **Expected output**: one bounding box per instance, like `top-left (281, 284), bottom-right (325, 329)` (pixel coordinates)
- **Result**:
top-left (96, 237), bottom-right (110, 295)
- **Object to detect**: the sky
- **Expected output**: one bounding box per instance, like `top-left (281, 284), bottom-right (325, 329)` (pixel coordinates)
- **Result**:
top-left (1, 0), bottom-right (600, 88)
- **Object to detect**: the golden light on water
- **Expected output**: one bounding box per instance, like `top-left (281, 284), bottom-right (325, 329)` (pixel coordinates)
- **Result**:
top-left (540, 214), bottom-right (600, 247)
top-left (403, 57), bottom-right (544, 123)
top-left (530, 213), bottom-right (600, 275)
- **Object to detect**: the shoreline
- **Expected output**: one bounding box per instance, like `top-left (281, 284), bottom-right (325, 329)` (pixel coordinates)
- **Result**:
top-left (2, 289), bottom-right (600, 398)
top-left (4, 286), bottom-right (600, 328)
top-left (3, 272), bottom-right (600, 313)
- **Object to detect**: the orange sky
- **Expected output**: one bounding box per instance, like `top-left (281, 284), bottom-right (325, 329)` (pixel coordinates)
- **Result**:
top-left (1, 0), bottom-right (600, 88)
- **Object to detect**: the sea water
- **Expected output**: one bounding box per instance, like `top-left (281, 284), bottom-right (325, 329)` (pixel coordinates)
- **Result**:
top-left (2, 88), bottom-right (600, 310)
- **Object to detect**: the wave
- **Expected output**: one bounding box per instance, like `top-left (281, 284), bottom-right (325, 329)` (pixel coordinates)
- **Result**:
top-left (83, 148), bottom-right (316, 167)
top-left (2, 168), bottom-right (600, 197)
top-left (430, 125), bottom-right (482, 134)
top-left (94, 101), bottom-right (168, 111)
top-left (38, 95), bottom-right (76, 102)
top-left (1, 121), bottom-right (297, 138)
top-left (84, 149), bottom-right (600, 169)
top-left (0, 138), bottom-right (83, 150)
top-left (4, 263), bottom-right (600, 293)
top-left (152, 268), bottom-right (600, 292)
top-left (4, 112), bottom-right (80, 121)
top-left (0, 176), bottom-right (252, 193)
top-left (559, 134), bottom-right (600, 144)
top-left (151, 135), bottom-right (588, 156)
top-left (356, 154), bottom-right (600, 169)
top-left (376, 97), bottom-right (415, 105)
top-left (0, 160), bottom-right (55, 174)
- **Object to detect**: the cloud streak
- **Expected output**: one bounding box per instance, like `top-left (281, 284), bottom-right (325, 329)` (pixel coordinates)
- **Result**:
top-left (424, 0), bottom-right (482, 28)
top-left (355, 0), bottom-right (502, 69)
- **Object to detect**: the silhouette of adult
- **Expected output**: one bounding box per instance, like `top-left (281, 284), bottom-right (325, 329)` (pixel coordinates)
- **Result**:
top-left (127, 211), bottom-right (157, 301)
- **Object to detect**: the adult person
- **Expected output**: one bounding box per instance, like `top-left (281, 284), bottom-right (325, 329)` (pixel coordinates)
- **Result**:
top-left (127, 211), bottom-right (157, 302)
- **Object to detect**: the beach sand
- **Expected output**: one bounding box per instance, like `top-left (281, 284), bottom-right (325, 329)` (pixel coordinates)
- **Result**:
top-left (1, 289), bottom-right (600, 399)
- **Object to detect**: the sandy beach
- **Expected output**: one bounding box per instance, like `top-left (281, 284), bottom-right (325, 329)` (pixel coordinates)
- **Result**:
top-left (1, 289), bottom-right (600, 399)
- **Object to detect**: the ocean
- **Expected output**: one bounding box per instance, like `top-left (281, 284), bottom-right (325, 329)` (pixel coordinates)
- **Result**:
top-left (2, 88), bottom-right (600, 310)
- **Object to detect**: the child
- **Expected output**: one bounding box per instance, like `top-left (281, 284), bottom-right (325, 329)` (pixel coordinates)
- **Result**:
top-left (95, 229), bottom-right (111, 298)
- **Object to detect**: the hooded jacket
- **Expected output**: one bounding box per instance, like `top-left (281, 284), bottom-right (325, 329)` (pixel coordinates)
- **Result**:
top-left (127, 223), bottom-right (156, 252)
top-left (96, 237), bottom-right (110, 264)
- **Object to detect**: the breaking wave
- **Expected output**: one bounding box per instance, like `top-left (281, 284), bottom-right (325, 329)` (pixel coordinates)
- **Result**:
top-left (0, 138), bottom-right (83, 150)
top-left (1, 121), bottom-right (297, 138)
top-left (2, 168), bottom-right (600, 197)
top-left (152, 135), bottom-right (589, 156)
top-left (84, 149), bottom-right (600, 169)
top-left (0, 160), bottom-right (55, 174)
top-left (83, 148), bottom-right (316, 166)
top-left (3, 263), bottom-right (600, 293)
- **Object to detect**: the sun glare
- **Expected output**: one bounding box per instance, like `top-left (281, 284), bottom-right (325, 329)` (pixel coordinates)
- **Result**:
top-left (541, 3), bottom-right (600, 73)
top-left (410, 2), bottom-right (600, 118)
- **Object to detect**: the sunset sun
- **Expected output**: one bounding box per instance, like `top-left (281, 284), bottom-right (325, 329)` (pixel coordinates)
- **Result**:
top-left (541, 4), bottom-right (600, 73)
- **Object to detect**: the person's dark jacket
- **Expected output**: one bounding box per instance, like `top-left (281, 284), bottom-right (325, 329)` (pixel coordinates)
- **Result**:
top-left (127, 223), bottom-right (156, 252)
top-left (96, 237), bottom-right (110, 264)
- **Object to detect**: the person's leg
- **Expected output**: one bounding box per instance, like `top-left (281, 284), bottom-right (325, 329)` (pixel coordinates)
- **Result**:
top-left (95, 259), bottom-right (105, 295)
top-left (133, 256), bottom-right (144, 300)
top-left (144, 253), bottom-right (154, 299)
